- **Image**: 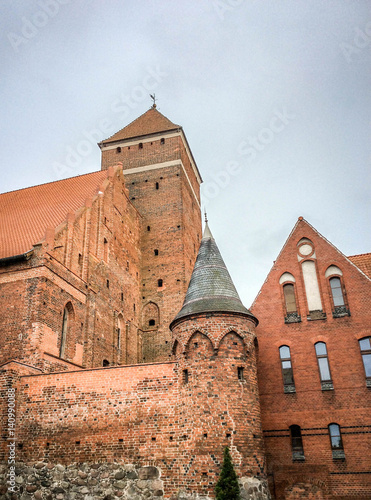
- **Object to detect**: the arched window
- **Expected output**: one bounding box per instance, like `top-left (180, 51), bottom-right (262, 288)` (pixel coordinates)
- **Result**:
top-left (359, 337), bottom-right (371, 387)
top-left (325, 266), bottom-right (350, 318)
top-left (280, 273), bottom-right (300, 323)
top-left (329, 277), bottom-right (344, 306)
top-left (290, 425), bottom-right (305, 461)
top-left (301, 260), bottom-right (324, 319)
top-left (328, 423), bottom-right (345, 459)
top-left (283, 284), bottom-right (297, 313)
top-left (279, 346), bottom-right (295, 393)
top-left (315, 342), bottom-right (333, 390)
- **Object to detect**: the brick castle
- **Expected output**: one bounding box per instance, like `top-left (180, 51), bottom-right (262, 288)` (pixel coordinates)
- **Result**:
top-left (0, 106), bottom-right (370, 499)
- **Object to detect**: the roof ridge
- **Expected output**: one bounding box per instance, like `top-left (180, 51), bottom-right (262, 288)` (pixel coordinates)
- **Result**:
top-left (348, 252), bottom-right (371, 258)
top-left (0, 169), bottom-right (107, 196)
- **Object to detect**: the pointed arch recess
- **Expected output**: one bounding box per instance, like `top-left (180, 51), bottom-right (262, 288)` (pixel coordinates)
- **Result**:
top-left (185, 331), bottom-right (214, 359)
top-left (217, 330), bottom-right (246, 358)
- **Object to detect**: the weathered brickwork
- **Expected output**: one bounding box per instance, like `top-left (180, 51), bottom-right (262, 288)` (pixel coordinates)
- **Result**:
top-left (171, 312), bottom-right (266, 498)
top-left (251, 218), bottom-right (371, 499)
top-left (0, 166), bottom-right (141, 371)
top-left (0, 109), bottom-right (370, 499)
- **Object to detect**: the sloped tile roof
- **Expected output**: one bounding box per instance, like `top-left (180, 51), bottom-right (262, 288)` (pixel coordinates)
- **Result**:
top-left (170, 223), bottom-right (257, 328)
top-left (101, 107), bottom-right (180, 144)
top-left (0, 170), bottom-right (109, 259)
top-left (348, 253), bottom-right (371, 278)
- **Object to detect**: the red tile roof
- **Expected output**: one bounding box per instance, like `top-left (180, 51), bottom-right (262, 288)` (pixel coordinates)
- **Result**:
top-left (0, 170), bottom-right (109, 260)
top-left (348, 253), bottom-right (371, 278)
top-left (101, 107), bottom-right (180, 144)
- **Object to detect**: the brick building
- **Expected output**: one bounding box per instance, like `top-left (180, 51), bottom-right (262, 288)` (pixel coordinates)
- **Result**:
top-left (0, 107), bottom-right (370, 499)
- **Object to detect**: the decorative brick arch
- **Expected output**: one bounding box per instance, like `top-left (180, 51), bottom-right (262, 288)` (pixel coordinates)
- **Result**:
top-left (142, 301), bottom-right (160, 329)
top-left (185, 331), bottom-right (214, 359)
top-left (216, 328), bottom-right (253, 354)
top-left (217, 330), bottom-right (247, 359)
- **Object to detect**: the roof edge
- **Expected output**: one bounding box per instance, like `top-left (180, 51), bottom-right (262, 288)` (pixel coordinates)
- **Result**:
top-left (170, 308), bottom-right (258, 331)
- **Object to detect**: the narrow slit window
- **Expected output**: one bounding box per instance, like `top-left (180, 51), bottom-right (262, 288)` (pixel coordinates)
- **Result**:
top-left (139, 142), bottom-right (143, 149)
top-left (329, 423), bottom-right (345, 459)
top-left (283, 284), bottom-right (297, 313)
top-left (315, 342), bottom-right (333, 389)
top-left (154, 249), bottom-right (159, 256)
top-left (290, 425), bottom-right (305, 461)
top-left (155, 182), bottom-right (159, 190)
top-left (330, 277), bottom-right (345, 307)
top-left (279, 345), bottom-right (295, 392)
top-left (158, 279), bottom-right (163, 287)
top-left (116, 147), bottom-right (121, 153)
top-left (359, 337), bottom-right (371, 384)
top-left (60, 307), bottom-right (68, 358)
top-left (183, 369), bottom-right (189, 384)
top-left (161, 138), bottom-right (165, 144)
top-left (237, 367), bottom-right (244, 380)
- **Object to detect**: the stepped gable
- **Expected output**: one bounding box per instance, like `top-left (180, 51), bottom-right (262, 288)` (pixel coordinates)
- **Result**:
top-left (100, 107), bottom-right (180, 144)
top-left (171, 222), bottom-right (257, 327)
top-left (348, 253), bottom-right (371, 279)
top-left (0, 170), bottom-right (109, 260)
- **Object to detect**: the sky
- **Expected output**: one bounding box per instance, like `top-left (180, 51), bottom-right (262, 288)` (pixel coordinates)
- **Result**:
top-left (1, 1), bottom-right (370, 307)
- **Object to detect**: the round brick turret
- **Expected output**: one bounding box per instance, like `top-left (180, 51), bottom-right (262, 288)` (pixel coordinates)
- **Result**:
top-left (170, 223), bottom-right (269, 499)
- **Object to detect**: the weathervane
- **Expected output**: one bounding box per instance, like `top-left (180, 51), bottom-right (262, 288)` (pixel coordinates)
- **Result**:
top-left (150, 94), bottom-right (157, 108)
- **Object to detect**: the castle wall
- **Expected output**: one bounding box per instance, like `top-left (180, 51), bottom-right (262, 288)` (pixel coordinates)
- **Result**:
top-left (0, 167), bottom-right (142, 372)
top-left (252, 220), bottom-right (371, 499)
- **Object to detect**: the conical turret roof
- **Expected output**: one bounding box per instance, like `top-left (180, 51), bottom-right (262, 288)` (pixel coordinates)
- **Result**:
top-left (170, 223), bottom-right (257, 327)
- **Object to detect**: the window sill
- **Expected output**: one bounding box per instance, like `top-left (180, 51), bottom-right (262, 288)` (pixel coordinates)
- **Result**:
top-left (285, 313), bottom-right (301, 324)
top-left (321, 381), bottom-right (334, 391)
top-left (332, 306), bottom-right (350, 318)
top-left (332, 450), bottom-right (345, 460)
top-left (307, 310), bottom-right (326, 321)
top-left (284, 384), bottom-right (296, 394)
top-left (292, 453), bottom-right (305, 462)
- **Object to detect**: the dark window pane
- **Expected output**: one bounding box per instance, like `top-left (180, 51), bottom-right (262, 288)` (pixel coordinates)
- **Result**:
top-left (283, 284), bottom-right (297, 313)
top-left (315, 342), bottom-right (327, 356)
top-left (329, 424), bottom-right (343, 450)
top-left (318, 358), bottom-right (331, 381)
top-left (362, 353), bottom-right (371, 377)
top-left (279, 346), bottom-right (291, 359)
top-left (282, 368), bottom-right (294, 385)
top-left (359, 338), bottom-right (371, 351)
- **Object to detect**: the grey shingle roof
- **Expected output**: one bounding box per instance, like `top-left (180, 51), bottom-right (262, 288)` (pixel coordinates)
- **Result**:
top-left (170, 223), bottom-right (257, 327)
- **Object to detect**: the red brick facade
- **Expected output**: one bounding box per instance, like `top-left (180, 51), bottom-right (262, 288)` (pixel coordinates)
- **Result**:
top-left (251, 218), bottom-right (371, 499)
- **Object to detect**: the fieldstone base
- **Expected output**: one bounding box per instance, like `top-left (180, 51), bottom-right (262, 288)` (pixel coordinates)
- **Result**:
top-left (239, 476), bottom-right (271, 500)
top-left (0, 463), bottom-right (164, 500)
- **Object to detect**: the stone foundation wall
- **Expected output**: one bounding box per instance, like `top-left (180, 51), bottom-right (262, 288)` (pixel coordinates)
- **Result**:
top-left (0, 463), bottom-right (164, 500)
top-left (0, 463), bottom-right (271, 500)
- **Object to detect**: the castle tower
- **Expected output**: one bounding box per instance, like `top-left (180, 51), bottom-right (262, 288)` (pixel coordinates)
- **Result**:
top-left (170, 222), bottom-right (269, 498)
top-left (99, 107), bottom-right (202, 362)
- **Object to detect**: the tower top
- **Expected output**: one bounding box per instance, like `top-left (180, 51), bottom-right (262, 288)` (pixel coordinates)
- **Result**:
top-left (99, 107), bottom-right (180, 145)
top-left (170, 223), bottom-right (258, 328)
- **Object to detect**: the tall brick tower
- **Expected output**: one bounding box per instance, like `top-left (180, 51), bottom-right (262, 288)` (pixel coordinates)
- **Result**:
top-left (170, 222), bottom-right (270, 499)
top-left (99, 106), bottom-right (202, 362)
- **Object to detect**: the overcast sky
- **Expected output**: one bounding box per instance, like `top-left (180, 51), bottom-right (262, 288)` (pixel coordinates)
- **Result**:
top-left (1, 1), bottom-right (370, 307)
